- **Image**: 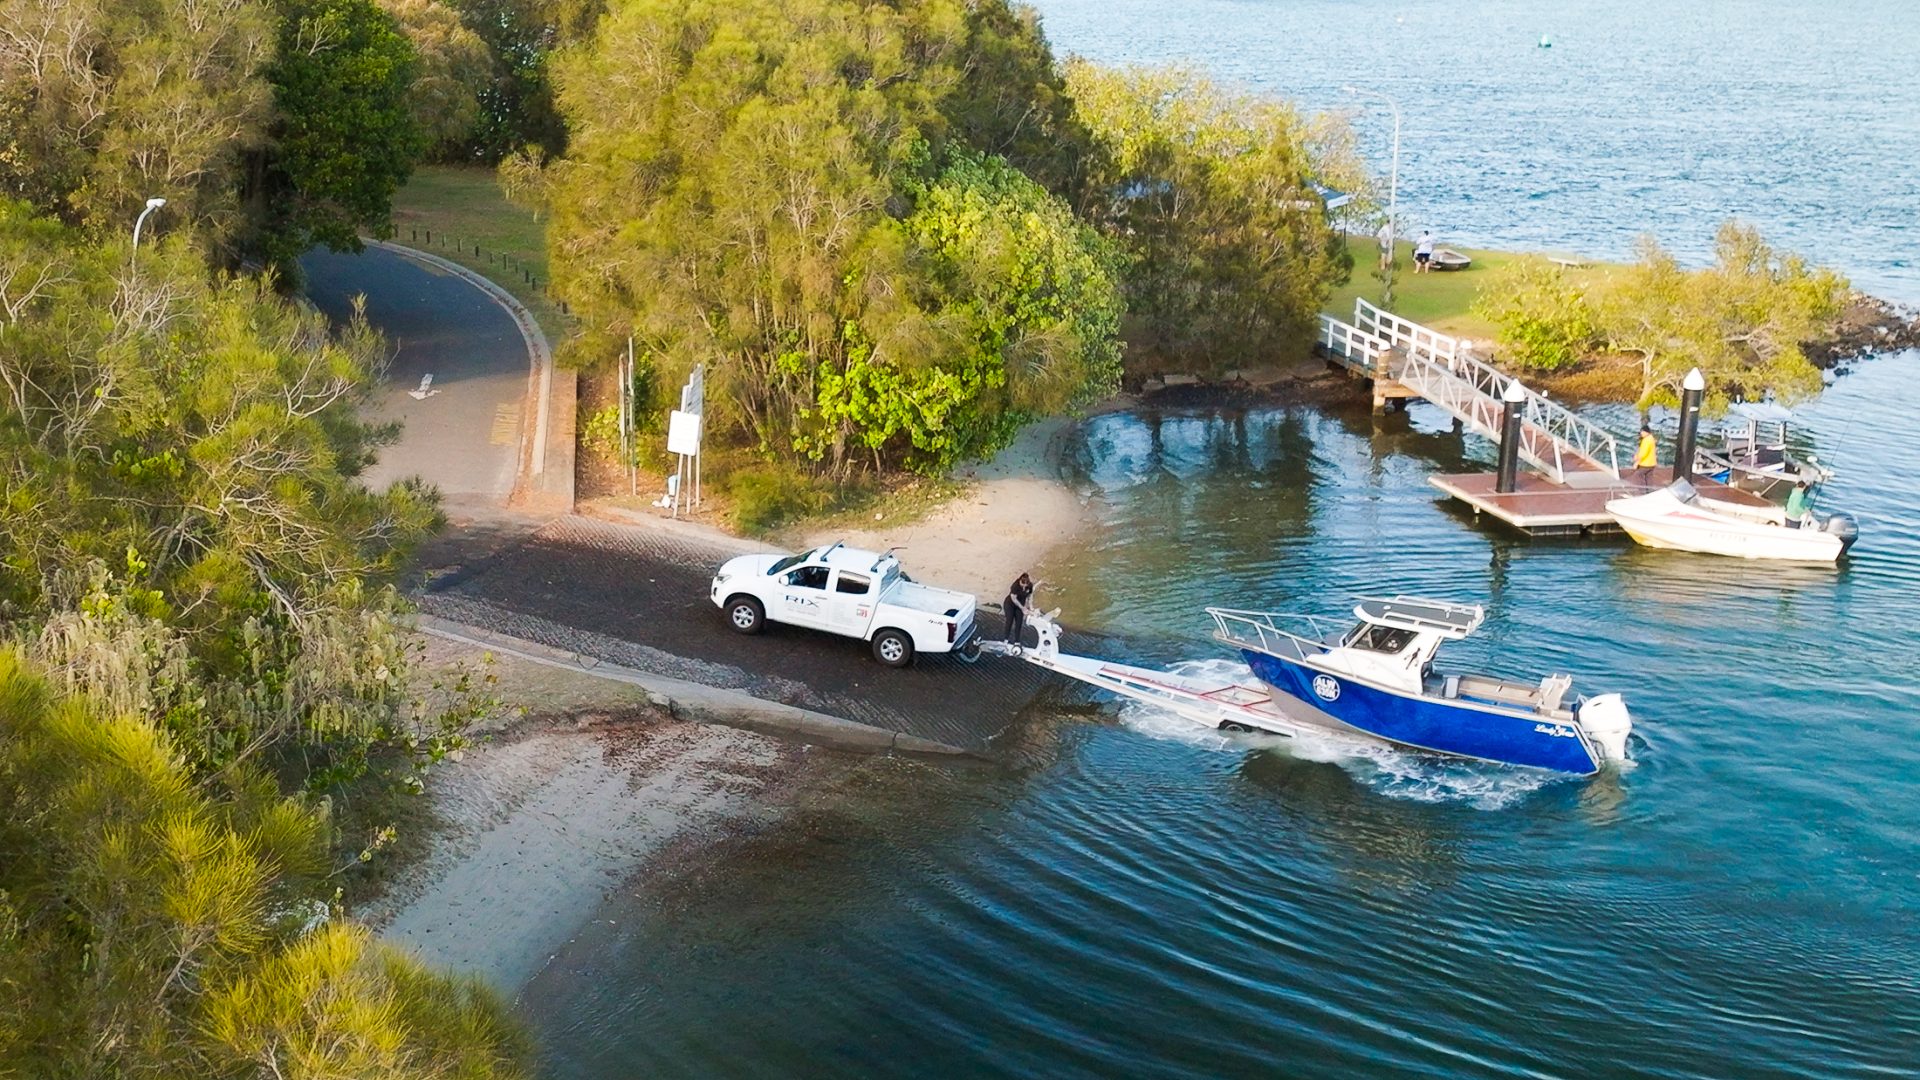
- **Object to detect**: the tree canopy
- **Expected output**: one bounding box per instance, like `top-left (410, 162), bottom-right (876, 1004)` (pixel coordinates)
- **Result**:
top-left (0, 651), bottom-right (531, 1078)
top-left (0, 201), bottom-right (441, 778)
top-left (544, 0), bottom-right (1125, 474)
top-left (255, 0), bottom-right (426, 263)
top-left (1067, 61), bottom-right (1360, 375)
top-left (0, 0), bottom-right (504, 266)
top-left (1476, 222), bottom-right (1848, 407)
top-left (0, 0), bottom-right (276, 245)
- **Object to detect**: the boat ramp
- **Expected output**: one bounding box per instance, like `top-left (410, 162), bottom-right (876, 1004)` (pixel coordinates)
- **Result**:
top-left (1315, 299), bottom-right (1765, 535)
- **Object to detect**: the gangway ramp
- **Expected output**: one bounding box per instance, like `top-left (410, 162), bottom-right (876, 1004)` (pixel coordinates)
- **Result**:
top-left (1318, 299), bottom-right (1620, 484)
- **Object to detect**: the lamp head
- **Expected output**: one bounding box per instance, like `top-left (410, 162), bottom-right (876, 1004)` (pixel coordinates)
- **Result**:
top-left (145, 197), bottom-right (166, 210)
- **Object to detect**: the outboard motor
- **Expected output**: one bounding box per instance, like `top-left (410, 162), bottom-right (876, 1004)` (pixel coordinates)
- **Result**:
top-left (1823, 512), bottom-right (1860, 553)
top-left (1576, 694), bottom-right (1633, 765)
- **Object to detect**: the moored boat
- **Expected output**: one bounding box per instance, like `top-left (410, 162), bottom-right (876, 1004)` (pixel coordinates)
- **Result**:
top-left (1693, 401), bottom-right (1832, 501)
top-left (1605, 479), bottom-right (1858, 562)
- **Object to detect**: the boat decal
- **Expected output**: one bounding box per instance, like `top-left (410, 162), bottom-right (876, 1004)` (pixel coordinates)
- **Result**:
top-left (1533, 723), bottom-right (1576, 738)
top-left (1311, 674), bottom-right (1341, 702)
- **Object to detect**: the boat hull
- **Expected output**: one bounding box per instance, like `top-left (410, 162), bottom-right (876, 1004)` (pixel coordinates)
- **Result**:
top-left (1607, 489), bottom-right (1845, 562)
top-left (1239, 649), bottom-right (1601, 775)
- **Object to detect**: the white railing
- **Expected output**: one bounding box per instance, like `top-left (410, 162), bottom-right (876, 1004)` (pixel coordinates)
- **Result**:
top-left (1391, 346), bottom-right (1620, 482)
top-left (1349, 299), bottom-right (1621, 483)
top-left (1353, 298), bottom-right (1461, 364)
top-left (1207, 608), bottom-right (1340, 658)
top-left (1316, 314), bottom-right (1392, 374)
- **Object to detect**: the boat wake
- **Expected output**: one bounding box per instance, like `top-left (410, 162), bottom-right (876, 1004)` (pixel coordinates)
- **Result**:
top-left (1113, 659), bottom-right (1568, 810)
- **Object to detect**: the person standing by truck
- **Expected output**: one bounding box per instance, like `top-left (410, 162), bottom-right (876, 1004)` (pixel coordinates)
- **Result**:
top-left (1004, 573), bottom-right (1037, 648)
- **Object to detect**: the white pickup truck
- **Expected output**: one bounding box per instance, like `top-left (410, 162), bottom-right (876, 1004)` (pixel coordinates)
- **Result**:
top-left (710, 542), bottom-right (978, 667)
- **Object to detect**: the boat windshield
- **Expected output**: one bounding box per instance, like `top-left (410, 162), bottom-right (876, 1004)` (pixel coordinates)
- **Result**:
top-left (1344, 624), bottom-right (1418, 654)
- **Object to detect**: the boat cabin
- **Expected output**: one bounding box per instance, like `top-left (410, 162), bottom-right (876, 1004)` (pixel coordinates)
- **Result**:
top-left (1321, 597), bottom-right (1482, 694)
top-left (1318, 597), bottom-right (1578, 717)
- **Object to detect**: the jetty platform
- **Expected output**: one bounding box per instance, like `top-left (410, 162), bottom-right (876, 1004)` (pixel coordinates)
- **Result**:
top-left (1429, 467), bottom-right (1770, 536)
top-left (1314, 299), bottom-right (1778, 537)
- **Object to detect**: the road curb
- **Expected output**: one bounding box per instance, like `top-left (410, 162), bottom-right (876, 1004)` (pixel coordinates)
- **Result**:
top-left (367, 239), bottom-right (575, 514)
top-left (414, 614), bottom-right (973, 758)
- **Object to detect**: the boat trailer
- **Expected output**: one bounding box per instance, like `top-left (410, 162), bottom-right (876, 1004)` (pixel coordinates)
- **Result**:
top-left (974, 611), bottom-right (1334, 741)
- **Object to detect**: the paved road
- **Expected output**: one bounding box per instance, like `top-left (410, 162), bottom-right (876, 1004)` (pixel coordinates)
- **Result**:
top-left (302, 246), bottom-right (526, 500)
top-left (415, 517), bottom-right (1113, 754)
top-left (315, 243), bottom-right (1084, 754)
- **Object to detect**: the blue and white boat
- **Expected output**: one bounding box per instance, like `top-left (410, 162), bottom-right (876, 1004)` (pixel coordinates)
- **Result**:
top-left (1206, 599), bottom-right (1632, 774)
top-left (984, 597), bottom-right (1633, 776)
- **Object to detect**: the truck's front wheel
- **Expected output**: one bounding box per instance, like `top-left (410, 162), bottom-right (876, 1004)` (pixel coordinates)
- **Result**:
top-left (726, 596), bottom-right (765, 635)
top-left (871, 629), bottom-right (914, 667)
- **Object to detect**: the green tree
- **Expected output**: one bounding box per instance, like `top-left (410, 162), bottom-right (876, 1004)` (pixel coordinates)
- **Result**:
top-left (381, 0), bottom-right (495, 156)
top-left (443, 0), bottom-right (594, 161)
top-left (1471, 222), bottom-right (1847, 408)
top-left (0, 0), bottom-right (276, 244)
top-left (254, 0), bottom-right (426, 264)
top-left (546, 0), bottom-right (1122, 475)
top-left (1066, 61), bottom-right (1356, 375)
top-left (0, 201), bottom-right (440, 780)
top-left (933, 0), bottom-right (1095, 203)
top-left (1471, 257), bottom-right (1600, 370)
top-left (0, 651), bottom-right (531, 1078)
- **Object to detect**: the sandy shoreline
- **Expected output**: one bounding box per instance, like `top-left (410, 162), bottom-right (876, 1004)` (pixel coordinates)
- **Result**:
top-left (364, 638), bottom-right (847, 994)
top-left (798, 415), bottom-right (1102, 601)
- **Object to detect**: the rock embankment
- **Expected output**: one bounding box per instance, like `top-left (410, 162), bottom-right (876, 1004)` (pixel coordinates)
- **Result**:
top-left (1808, 294), bottom-right (1920, 367)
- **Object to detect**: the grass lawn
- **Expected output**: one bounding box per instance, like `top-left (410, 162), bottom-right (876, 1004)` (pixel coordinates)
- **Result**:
top-left (389, 165), bottom-right (569, 341)
top-left (1323, 235), bottom-right (1623, 342)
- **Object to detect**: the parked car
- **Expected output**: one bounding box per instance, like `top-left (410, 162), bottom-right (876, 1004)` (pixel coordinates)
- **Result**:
top-left (710, 542), bottom-right (977, 667)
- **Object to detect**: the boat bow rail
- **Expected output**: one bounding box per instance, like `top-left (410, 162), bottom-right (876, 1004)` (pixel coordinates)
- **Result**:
top-left (1206, 608), bottom-right (1339, 658)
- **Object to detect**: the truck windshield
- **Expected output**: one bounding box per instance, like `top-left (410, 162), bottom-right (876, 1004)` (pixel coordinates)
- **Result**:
top-left (767, 553), bottom-right (808, 575)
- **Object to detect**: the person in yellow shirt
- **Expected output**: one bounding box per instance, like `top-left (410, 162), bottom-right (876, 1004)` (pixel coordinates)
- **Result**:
top-left (1633, 424), bottom-right (1658, 469)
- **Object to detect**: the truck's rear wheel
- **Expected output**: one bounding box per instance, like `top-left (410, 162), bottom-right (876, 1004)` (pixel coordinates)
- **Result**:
top-left (726, 596), bottom-right (765, 634)
top-left (872, 629), bottom-right (913, 667)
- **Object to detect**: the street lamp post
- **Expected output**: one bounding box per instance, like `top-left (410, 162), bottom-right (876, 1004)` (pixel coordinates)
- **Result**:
top-left (1342, 86), bottom-right (1400, 309)
top-left (131, 197), bottom-right (166, 258)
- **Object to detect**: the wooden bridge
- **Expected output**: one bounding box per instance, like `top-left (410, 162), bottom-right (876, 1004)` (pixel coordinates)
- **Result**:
top-left (1317, 299), bottom-right (1622, 485)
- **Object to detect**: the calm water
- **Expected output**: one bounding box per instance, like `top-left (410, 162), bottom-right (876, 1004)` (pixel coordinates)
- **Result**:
top-left (527, 351), bottom-right (1920, 1077)
top-left (1030, 0), bottom-right (1920, 304)
top-left (522, 4), bottom-right (1920, 1076)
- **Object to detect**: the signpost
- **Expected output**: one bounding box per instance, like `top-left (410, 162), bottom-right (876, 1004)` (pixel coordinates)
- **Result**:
top-left (665, 363), bottom-right (705, 518)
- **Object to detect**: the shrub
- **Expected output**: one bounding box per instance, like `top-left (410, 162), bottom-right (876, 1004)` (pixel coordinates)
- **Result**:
top-left (1472, 258), bottom-right (1599, 371)
top-left (726, 463), bottom-right (832, 534)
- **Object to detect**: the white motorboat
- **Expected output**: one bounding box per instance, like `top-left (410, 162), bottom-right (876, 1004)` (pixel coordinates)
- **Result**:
top-left (1605, 480), bottom-right (1858, 562)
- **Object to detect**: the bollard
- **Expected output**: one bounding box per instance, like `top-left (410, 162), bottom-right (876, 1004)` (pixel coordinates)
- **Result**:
top-left (1495, 378), bottom-right (1526, 494)
top-left (1672, 367), bottom-right (1705, 483)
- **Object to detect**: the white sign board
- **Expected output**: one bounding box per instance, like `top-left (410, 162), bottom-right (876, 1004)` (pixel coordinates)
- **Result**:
top-left (667, 409), bottom-right (703, 456)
